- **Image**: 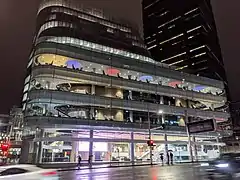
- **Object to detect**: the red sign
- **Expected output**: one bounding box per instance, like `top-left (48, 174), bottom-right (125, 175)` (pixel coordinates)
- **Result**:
top-left (1, 143), bottom-right (10, 151)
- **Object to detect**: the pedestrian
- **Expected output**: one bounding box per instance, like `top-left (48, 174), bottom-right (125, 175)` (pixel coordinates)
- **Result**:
top-left (166, 152), bottom-right (170, 165)
top-left (160, 154), bottom-right (164, 165)
top-left (88, 155), bottom-right (93, 167)
top-left (77, 155), bottom-right (82, 169)
top-left (170, 152), bottom-right (173, 165)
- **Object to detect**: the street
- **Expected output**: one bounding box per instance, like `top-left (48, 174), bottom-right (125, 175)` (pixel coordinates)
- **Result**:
top-left (58, 164), bottom-right (207, 180)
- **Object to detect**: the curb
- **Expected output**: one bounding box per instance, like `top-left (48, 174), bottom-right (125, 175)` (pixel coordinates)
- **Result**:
top-left (58, 163), bottom-right (158, 172)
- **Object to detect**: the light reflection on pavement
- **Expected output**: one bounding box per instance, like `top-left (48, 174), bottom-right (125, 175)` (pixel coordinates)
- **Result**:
top-left (58, 165), bottom-right (208, 180)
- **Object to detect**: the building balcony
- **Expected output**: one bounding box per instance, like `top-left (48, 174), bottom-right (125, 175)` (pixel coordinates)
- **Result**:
top-left (27, 89), bottom-right (230, 121)
top-left (33, 42), bottom-right (225, 89)
top-left (31, 65), bottom-right (226, 104)
top-left (24, 116), bottom-right (232, 138)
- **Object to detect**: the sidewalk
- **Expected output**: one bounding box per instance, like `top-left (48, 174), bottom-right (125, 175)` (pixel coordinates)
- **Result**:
top-left (38, 161), bottom-right (156, 171)
top-left (38, 161), bottom-right (200, 171)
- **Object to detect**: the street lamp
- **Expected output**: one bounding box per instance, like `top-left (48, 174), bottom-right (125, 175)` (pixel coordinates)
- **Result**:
top-left (148, 109), bottom-right (164, 165)
top-left (158, 110), bottom-right (163, 114)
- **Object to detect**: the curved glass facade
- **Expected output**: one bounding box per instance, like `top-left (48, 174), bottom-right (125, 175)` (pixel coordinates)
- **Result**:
top-left (21, 0), bottom-right (231, 165)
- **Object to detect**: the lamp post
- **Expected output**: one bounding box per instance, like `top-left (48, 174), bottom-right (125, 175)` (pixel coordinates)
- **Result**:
top-left (148, 109), bottom-right (163, 165)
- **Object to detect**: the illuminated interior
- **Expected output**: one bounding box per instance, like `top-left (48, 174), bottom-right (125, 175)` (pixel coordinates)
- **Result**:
top-left (35, 54), bottom-right (224, 95)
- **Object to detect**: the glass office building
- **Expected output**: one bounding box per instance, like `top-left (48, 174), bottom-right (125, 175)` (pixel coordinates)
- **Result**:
top-left (142, 0), bottom-right (226, 83)
top-left (21, 0), bottom-right (231, 164)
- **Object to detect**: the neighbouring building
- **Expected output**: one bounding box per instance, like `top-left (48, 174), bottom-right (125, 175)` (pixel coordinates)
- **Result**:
top-left (142, 0), bottom-right (227, 83)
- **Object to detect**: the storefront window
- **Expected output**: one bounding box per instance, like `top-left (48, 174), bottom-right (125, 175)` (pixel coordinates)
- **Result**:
top-left (134, 143), bottom-right (149, 162)
top-left (93, 130), bottom-right (131, 140)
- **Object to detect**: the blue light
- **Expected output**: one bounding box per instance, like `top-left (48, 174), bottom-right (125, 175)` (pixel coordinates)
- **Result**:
top-left (193, 85), bottom-right (206, 91)
top-left (66, 60), bottom-right (82, 69)
top-left (139, 75), bottom-right (153, 81)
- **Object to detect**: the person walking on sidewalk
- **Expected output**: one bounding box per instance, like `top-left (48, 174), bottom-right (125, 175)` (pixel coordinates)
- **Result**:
top-left (77, 155), bottom-right (82, 169)
top-left (170, 152), bottom-right (174, 165)
top-left (160, 153), bottom-right (164, 166)
top-left (88, 155), bottom-right (93, 168)
top-left (166, 152), bottom-right (170, 165)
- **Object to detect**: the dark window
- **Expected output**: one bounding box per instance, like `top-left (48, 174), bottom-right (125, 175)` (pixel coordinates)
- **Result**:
top-left (0, 168), bottom-right (28, 176)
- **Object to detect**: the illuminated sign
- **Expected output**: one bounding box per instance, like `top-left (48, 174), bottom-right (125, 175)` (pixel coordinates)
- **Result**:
top-left (78, 142), bottom-right (108, 152)
top-left (187, 119), bottom-right (215, 134)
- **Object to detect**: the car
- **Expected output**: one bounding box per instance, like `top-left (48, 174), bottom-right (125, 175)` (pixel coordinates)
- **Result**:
top-left (0, 164), bottom-right (59, 180)
top-left (202, 153), bottom-right (240, 179)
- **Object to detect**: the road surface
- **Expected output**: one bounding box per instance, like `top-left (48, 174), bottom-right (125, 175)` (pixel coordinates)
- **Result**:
top-left (58, 164), bottom-right (208, 180)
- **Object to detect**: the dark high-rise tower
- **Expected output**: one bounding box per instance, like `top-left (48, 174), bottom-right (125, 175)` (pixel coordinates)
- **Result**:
top-left (142, 0), bottom-right (226, 83)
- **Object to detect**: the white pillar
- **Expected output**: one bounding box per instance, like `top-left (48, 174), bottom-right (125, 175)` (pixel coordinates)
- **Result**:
top-left (90, 107), bottom-right (95, 119)
top-left (160, 96), bottom-right (164, 104)
top-left (128, 90), bottom-right (132, 100)
top-left (188, 138), bottom-right (193, 163)
top-left (91, 85), bottom-right (95, 95)
top-left (161, 114), bottom-right (165, 124)
top-left (192, 136), bottom-right (198, 162)
top-left (70, 141), bottom-right (78, 162)
top-left (129, 111), bottom-right (133, 122)
top-left (185, 110), bottom-right (193, 162)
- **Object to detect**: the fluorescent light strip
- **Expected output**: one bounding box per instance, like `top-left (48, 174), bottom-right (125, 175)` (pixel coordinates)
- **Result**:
top-left (175, 65), bottom-right (188, 70)
top-left (161, 52), bottom-right (186, 62)
top-left (147, 39), bottom-right (156, 44)
top-left (194, 52), bottom-right (207, 58)
top-left (190, 45), bottom-right (206, 52)
top-left (148, 44), bottom-right (157, 50)
top-left (184, 8), bottom-right (199, 15)
top-left (187, 26), bottom-right (202, 33)
top-left (144, 0), bottom-right (160, 10)
top-left (159, 33), bottom-right (184, 45)
top-left (158, 16), bottom-right (181, 28)
top-left (169, 59), bottom-right (184, 66)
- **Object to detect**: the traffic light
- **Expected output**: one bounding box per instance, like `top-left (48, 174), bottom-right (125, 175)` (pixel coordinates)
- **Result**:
top-left (147, 140), bottom-right (154, 146)
top-left (1, 143), bottom-right (10, 152)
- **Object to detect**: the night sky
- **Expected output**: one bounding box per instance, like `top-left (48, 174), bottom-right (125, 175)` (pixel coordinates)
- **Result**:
top-left (0, 0), bottom-right (238, 114)
top-left (211, 0), bottom-right (240, 101)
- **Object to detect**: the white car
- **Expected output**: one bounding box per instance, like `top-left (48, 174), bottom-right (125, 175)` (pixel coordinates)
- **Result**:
top-left (0, 164), bottom-right (59, 180)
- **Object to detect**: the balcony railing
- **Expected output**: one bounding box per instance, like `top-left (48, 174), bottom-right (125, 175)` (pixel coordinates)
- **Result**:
top-left (27, 89), bottom-right (230, 120)
top-left (31, 65), bottom-right (226, 103)
top-left (34, 42), bottom-right (225, 89)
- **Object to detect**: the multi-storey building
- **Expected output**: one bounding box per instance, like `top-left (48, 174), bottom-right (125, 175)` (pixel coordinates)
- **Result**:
top-left (21, 0), bottom-right (230, 164)
top-left (142, 0), bottom-right (226, 83)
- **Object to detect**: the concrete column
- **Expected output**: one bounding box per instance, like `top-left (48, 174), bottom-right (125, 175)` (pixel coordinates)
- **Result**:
top-left (192, 136), bottom-right (198, 162)
top-left (46, 81), bottom-right (50, 89)
top-left (188, 137), bottom-right (194, 163)
top-left (70, 141), bottom-right (78, 162)
top-left (37, 130), bottom-right (44, 163)
top-left (164, 134), bottom-right (168, 163)
top-left (128, 90), bottom-right (132, 100)
top-left (211, 104), bottom-right (214, 110)
top-left (129, 111), bottom-right (133, 122)
top-left (160, 96), bottom-right (164, 104)
top-left (89, 130), bottom-right (94, 158)
top-left (130, 132), bottom-right (135, 165)
top-left (216, 137), bottom-right (220, 153)
top-left (185, 110), bottom-right (193, 162)
top-left (19, 139), bottom-right (30, 164)
top-left (90, 107), bottom-right (95, 120)
top-left (43, 104), bottom-right (47, 116)
top-left (91, 85), bottom-right (96, 95)
top-left (161, 114), bottom-right (165, 124)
